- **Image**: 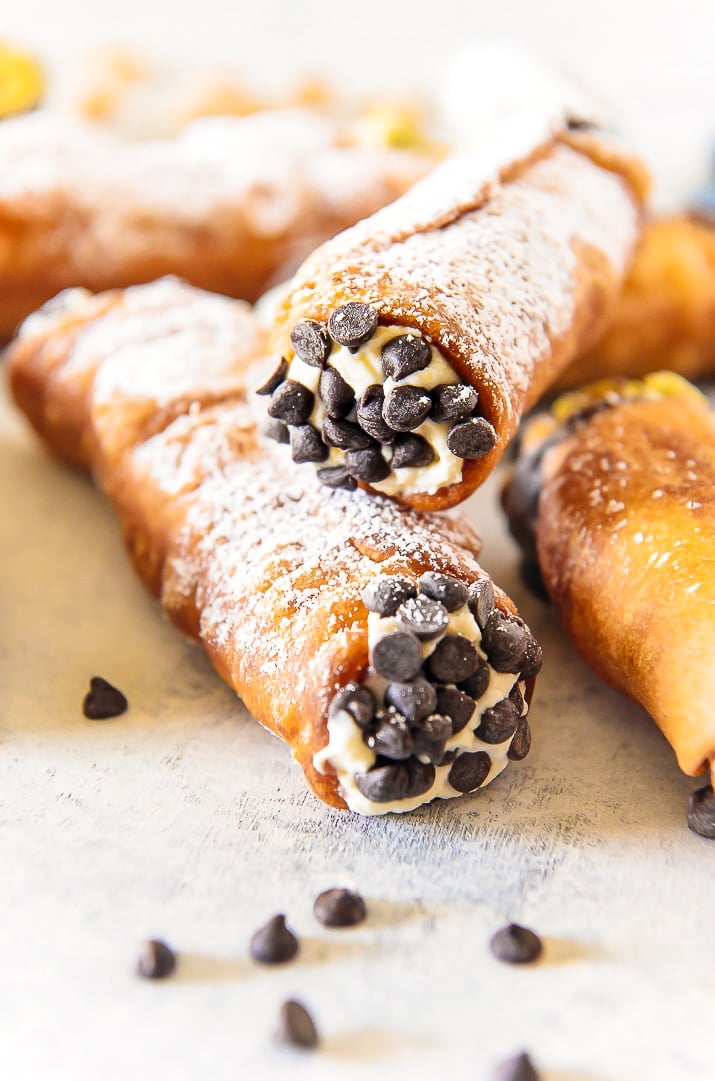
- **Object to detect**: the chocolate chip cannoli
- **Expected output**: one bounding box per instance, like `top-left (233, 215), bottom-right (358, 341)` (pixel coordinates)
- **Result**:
top-left (8, 279), bottom-right (541, 814)
top-left (502, 373), bottom-right (715, 788)
top-left (0, 108), bottom-right (431, 340)
top-left (267, 110), bottom-right (647, 510)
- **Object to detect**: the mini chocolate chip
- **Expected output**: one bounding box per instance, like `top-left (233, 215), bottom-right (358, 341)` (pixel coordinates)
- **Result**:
top-left (430, 383), bottom-right (480, 422)
top-left (380, 334), bottom-right (432, 381)
top-left (322, 415), bottom-right (374, 450)
top-left (520, 558), bottom-right (550, 602)
top-left (83, 676), bottom-right (128, 720)
top-left (491, 1051), bottom-right (540, 1081)
top-left (566, 115), bottom-right (598, 132)
top-left (418, 572), bottom-right (468, 611)
top-left (520, 634), bottom-right (543, 681)
top-left (397, 595), bottom-right (449, 640)
top-left (275, 1000), bottom-right (319, 1050)
top-left (362, 576), bottom-right (416, 617)
top-left (458, 658), bottom-right (490, 701)
top-left (447, 750), bottom-right (491, 792)
top-left (356, 385), bottom-right (397, 443)
top-left (291, 319), bottom-right (331, 367)
top-left (327, 302), bottom-right (378, 350)
top-left (475, 697), bottom-right (521, 744)
top-left (687, 785), bottom-right (715, 839)
top-left (436, 687), bottom-right (475, 734)
top-left (425, 635), bottom-right (479, 684)
top-left (468, 577), bottom-right (495, 629)
top-left (313, 888), bottom-right (367, 928)
top-left (264, 418), bottom-right (290, 444)
top-left (490, 923), bottom-right (543, 964)
top-left (320, 366), bottom-right (355, 419)
top-left (250, 914), bottom-right (299, 964)
top-left (289, 424), bottom-right (329, 463)
top-left (368, 710), bottom-right (415, 760)
top-left (385, 676), bottom-right (438, 723)
top-left (413, 713), bottom-right (453, 764)
top-left (346, 445), bottom-right (391, 482)
top-left (507, 719), bottom-right (532, 761)
top-left (316, 466), bottom-right (357, 491)
top-left (383, 386), bottom-right (432, 432)
top-left (268, 380), bottom-right (314, 425)
top-left (510, 683), bottom-right (524, 713)
top-left (447, 417), bottom-right (497, 458)
top-left (332, 683), bottom-right (375, 729)
top-left (255, 356), bottom-right (288, 395)
top-left (136, 938), bottom-right (176, 980)
top-left (481, 612), bottom-right (528, 673)
top-left (391, 433), bottom-right (435, 468)
top-left (354, 757), bottom-right (434, 803)
top-left (405, 757), bottom-right (436, 797)
top-left (371, 631), bottom-right (423, 681)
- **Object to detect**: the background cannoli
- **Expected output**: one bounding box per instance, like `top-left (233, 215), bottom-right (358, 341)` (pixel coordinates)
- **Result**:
top-left (8, 279), bottom-right (541, 815)
top-left (267, 111), bottom-right (648, 511)
top-left (502, 373), bottom-right (715, 789)
top-left (0, 109), bottom-right (432, 341)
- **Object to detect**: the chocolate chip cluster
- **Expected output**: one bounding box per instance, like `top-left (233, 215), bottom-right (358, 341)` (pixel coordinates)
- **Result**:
top-left (331, 572), bottom-right (541, 805)
top-left (258, 302), bottom-right (497, 491)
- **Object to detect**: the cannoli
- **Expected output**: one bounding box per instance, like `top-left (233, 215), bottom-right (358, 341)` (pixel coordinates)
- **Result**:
top-left (556, 214), bottom-right (715, 390)
top-left (502, 373), bottom-right (715, 786)
top-left (267, 111), bottom-right (647, 511)
top-left (0, 109), bottom-right (432, 341)
top-left (8, 279), bottom-right (542, 814)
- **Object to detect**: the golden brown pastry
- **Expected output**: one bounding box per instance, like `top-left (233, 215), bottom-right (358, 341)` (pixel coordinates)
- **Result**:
top-left (502, 374), bottom-right (715, 789)
top-left (0, 109), bottom-right (431, 341)
top-left (267, 114), bottom-right (647, 511)
top-left (8, 280), bottom-right (542, 814)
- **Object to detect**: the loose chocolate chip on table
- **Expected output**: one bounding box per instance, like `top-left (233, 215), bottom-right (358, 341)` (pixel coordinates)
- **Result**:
top-left (380, 333), bottom-right (432, 381)
top-left (316, 466), bottom-right (357, 491)
top-left (687, 785), bottom-right (715, 839)
top-left (391, 433), bottom-right (435, 469)
top-left (447, 416), bottom-right (497, 458)
top-left (520, 634), bottom-right (544, 681)
top-left (418, 572), bottom-right (469, 612)
top-left (385, 676), bottom-right (438, 723)
top-left (362, 575), bottom-right (417, 617)
top-left (425, 635), bottom-right (479, 684)
top-left (346, 445), bottom-right (391, 483)
top-left (458, 658), bottom-right (490, 701)
top-left (447, 750), bottom-right (491, 792)
top-left (490, 923), bottom-right (543, 964)
top-left (397, 595), bottom-right (449, 640)
top-left (319, 366), bottom-right (355, 419)
top-left (136, 938), bottom-right (176, 980)
top-left (250, 914), bottom-right (299, 964)
top-left (412, 713), bottom-right (453, 764)
top-left (507, 719), bottom-right (532, 761)
top-left (314, 888), bottom-right (367, 928)
top-left (520, 557), bottom-right (550, 602)
top-left (368, 711), bottom-right (415, 760)
top-left (355, 757), bottom-right (435, 802)
top-left (436, 687), bottom-right (476, 734)
top-left (255, 356), bottom-right (288, 396)
top-left (268, 380), bottom-right (314, 425)
top-left (370, 631), bottom-right (423, 682)
top-left (290, 319), bottom-right (331, 367)
top-left (481, 612), bottom-right (528, 672)
top-left (356, 385), bottom-right (397, 443)
top-left (332, 683), bottom-right (375, 729)
top-left (383, 385), bottom-right (433, 432)
top-left (491, 1051), bottom-right (540, 1081)
top-left (83, 676), bottom-right (128, 720)
top-left (289, 424), bottom-right (329, 463)
top-left (327, 302), bottom-right (378, 350)
top-left (322, 415), bottom-right (374, 450)
top-left (475, 697), bottom-right (521, 744)
top-left (430, 383), bottom-right (480, 422)
top-left (468, 577), bottom-right (495, 628)
top-left (274, 1000), bottom-right (319, 1050)
top-left (264, 418), bottom-right (290, 444)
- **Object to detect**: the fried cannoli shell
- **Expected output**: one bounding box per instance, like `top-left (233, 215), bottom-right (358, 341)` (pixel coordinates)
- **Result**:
top-left (273, 116), bottom-right (646, 511)
top-left (8, 280), bottom-right (540, 813)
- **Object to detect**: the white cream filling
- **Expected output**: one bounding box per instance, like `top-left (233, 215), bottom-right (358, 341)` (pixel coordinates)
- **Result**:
top-left (285, 325), bottom-right (466, 495)
top-left (314, 597), bottom-right (528, 815)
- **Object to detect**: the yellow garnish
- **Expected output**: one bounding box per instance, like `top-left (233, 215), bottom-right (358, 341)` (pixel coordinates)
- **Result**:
top-left (350, 102), bottom-right (442, 154)
top-left (551, 371), bottom-right (706, 425)
top-left (0, 43), bottom-right (44, 119)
